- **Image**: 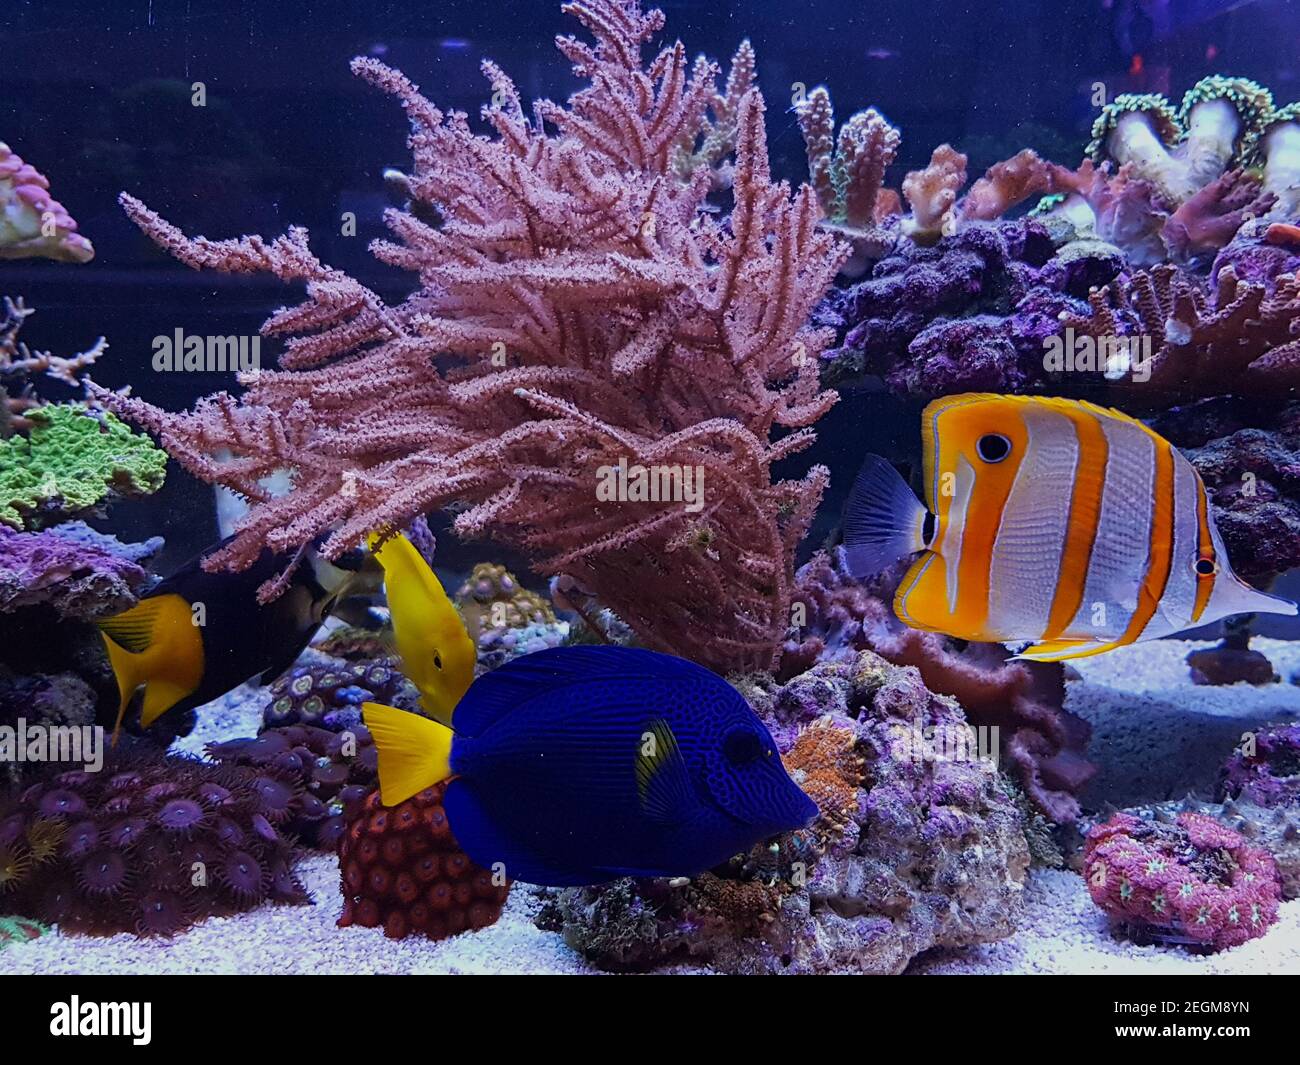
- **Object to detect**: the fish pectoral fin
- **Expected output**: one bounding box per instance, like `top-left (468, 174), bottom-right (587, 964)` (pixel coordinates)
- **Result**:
top-left (634, 718), bottom-right (694, 824)
top-left (362, 701), bottom-right (454, 807)
top-left (1013, 637), bottom-right (1122, 663)
top-left (841, 454), bottom-right (929, 578)
top-left (139, 680), bottom-right (194, 729)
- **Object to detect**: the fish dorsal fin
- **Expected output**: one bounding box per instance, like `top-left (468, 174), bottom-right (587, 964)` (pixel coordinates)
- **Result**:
top-left (842, 454), bottom-right (929, 578)
top-left (454, 645), bottom-right (694, 737)
top-left (634, 718), bottom-right (694, 824)
top-left (362, 701), bottom-right (454, 807)
top-left (96, 597), bottom-right (171, 653)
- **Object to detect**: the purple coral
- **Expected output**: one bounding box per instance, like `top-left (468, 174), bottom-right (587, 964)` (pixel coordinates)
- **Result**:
top-left (0, 751), bottom-right (309, 936)
top-left (1220, 724), bottom-right (1300, 808)
top-left (816, 218), bottom-right (1116, 397)
top-left (0, 522), bottom-right (161, 620)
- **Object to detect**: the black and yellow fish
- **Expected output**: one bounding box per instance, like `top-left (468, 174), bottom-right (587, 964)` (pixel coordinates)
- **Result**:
top-left (96, 537), bottom-right (364, 741)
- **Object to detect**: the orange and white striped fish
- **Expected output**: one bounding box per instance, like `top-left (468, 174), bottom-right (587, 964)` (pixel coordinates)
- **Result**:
top-left (844, 393), bottom-right (1296, 661)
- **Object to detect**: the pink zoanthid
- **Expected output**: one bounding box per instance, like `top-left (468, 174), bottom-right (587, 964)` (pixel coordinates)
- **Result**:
top-left (1084, 811), bottom-right (1282, 952)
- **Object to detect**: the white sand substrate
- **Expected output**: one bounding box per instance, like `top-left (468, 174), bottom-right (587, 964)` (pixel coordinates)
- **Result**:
top-left (3, 638), bottom-right (1300, 974)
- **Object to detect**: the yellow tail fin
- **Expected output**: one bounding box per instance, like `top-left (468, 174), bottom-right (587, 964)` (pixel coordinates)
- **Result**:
top-left (367, 532), bottom-right (475, 725)
top-left (362, 701), bottom-right (454, 807)
top-left (96, 593), bottom-right (205, 742)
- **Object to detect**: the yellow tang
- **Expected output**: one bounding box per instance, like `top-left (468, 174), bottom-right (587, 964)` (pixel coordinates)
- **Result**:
top-left (368, 531), bottom-right (476, 724)
top-left (843, 393), bottom-right (1296, 661)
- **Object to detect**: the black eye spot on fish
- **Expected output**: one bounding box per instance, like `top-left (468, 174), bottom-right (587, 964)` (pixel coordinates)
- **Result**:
top-left (922, 511), bottom-right (937, 546)
top-left (1195, 557), bottom-right (1217, 576)
top-left (976, 434), bottom-right (1012, 463)
top-left (723, 728), bottom-right (765, 767)
top-left (433, 652), bottom-right (444, 670)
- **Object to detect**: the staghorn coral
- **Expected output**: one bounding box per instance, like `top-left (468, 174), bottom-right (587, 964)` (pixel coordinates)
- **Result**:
top-left (0, 751), bottom-right (309, 936)
top-left (92, 0), bottom-right (846, 675)
top-left (783, 548), bottom-right (1093, 823)
top-left (0, 404), bottom-right (167, 530)
top-left (0, 142), bottom-right (94, 264)
top-left (207, 724), bottom-right (378, 851)
top-left (1220, 723), bottom-right (1300, 809)
top-left (541, 650), bottom-right (1028, 974)
top-left (337, 784), bottom-right (510, 941)
top-left (1084, 811), bottom-right (1280, 952)
top-left (0, 522), bottom-right (161, 620)
top-left (1060, 253), bottom-right (1300, 409)
top-left (1, 297), bottom-right (106, 426)
top-left (795, 87), bottom-right (901, 271)
top-left (671, 38), bottom-right (756, 189)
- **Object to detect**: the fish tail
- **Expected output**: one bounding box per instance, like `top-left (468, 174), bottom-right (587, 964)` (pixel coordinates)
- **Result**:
top-left (363, 701), bottom-right (454, 807)
top-left (842, 454), bottom-right (930, 577)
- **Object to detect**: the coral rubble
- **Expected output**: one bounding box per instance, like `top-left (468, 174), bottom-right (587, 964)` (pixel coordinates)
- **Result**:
top-left (541, 651), bottom-right (1028, 973)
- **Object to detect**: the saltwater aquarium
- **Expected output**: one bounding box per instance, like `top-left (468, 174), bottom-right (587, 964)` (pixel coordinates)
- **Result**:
top-left (2, 0), bottom-right (1299, 994)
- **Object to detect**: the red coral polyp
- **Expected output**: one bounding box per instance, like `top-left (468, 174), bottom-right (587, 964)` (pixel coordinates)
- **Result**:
top-left (337, 783), bottom-right (509, 942)
top-left (1084, 811), bottom-right (1282, 951)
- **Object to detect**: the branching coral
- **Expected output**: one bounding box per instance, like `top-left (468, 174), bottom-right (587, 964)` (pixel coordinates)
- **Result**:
top-left (1084, 811), bottom-right (1281, 951)
top-left (0, 751), bottom-right (309, 936)
top-left (92, 0), bottom-right (846, 675)
top-left (796, 87), bottom-right (901, 269)
top-left (337, 783), bottom-right (510, 940)
top-left (0, 143), bottom-right (94, 264)
top-left (1, 297), bottom-right (106, 427)
top-left (1061, 246), bottom-right (1300, 409)
top-left (671, 39), bottom-right (756, 188)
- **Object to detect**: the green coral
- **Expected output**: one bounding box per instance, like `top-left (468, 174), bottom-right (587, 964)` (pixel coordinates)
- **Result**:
top-left (0, 915), bottom-right (46, 951)
top-left (1086, 93), bottom-right (1183, 162)
top-left (0, 403), bottom-right (166, 529)
top-left (1180, 76), bottom-right (1275, 164)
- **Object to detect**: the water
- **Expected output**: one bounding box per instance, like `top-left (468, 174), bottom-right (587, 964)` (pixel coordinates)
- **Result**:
top-left (2, 0), bottom-right (1299, 976)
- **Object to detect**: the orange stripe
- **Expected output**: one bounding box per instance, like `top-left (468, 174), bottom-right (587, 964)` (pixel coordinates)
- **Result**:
top-left (1043, 408), bottom-right (1108, 640)
top-left (1191, 472), bottom-right (1215, 622)
top-left (1118, 431), bottom-right (1176, 644)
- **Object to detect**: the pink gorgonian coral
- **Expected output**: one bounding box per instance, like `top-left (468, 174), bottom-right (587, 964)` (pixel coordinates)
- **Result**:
top-left (93, 0), bottom-right (848, 673)
top-left (1084, 811), bottom-right (1281, 952)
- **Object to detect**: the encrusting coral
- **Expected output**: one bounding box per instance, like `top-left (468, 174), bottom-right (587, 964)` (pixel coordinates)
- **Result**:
top-left (0, 750), bottom-right (310, 936)
top-left (1084, 811), bottom-right (1281, 952)
top-left (338, 784), bottom-right (510, 941)
top-left (541, 650), bottom-right (1028, 974)
top-left (0, 404), bottom-right (166, 530)
top-left (92, 0), bottom-right (847, 675)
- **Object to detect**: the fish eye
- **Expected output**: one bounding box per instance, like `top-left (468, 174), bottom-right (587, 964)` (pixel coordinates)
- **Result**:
top-left (1195, 556), bottom-right (1218, 577)
top-left (722, 728), bottom-right (765, 766)
top-left (976, 434), bottom-right (1011, 463)
top-left (433, 652), bottom-right (444, 670)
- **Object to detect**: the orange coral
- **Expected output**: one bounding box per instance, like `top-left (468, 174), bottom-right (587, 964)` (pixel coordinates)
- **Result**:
top-left (783, 718), bottom-right (862, 831)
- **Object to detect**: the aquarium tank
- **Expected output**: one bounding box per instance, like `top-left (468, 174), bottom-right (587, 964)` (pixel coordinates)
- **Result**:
top-left (1, 0), bottom-right (1299, 984)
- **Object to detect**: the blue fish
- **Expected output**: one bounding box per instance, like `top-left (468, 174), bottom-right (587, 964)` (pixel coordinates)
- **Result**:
top-left (363, 645), bottom-right (817, 887)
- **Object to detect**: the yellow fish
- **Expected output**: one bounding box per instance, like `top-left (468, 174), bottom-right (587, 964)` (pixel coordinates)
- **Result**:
top-left (843, 393), bottom-right (1296, 661)
top-left (368, 531), bottom-right (475, 724)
